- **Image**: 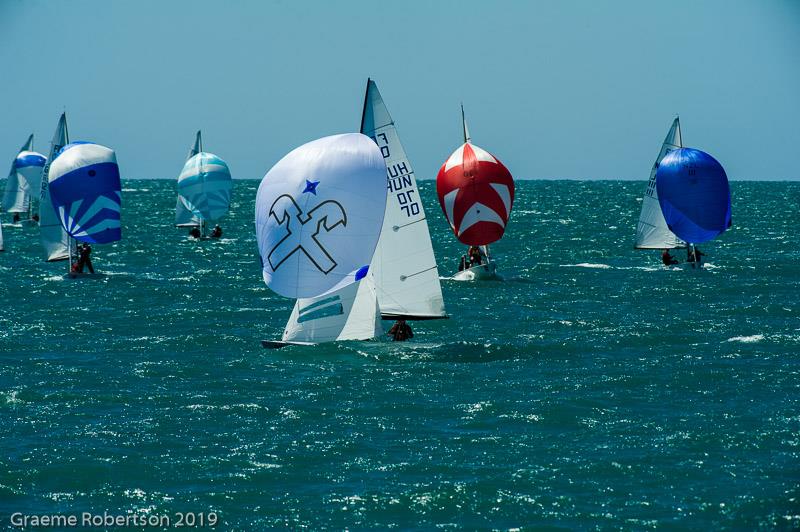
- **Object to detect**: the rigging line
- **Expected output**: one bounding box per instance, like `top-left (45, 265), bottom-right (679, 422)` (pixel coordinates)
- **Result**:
top-left (400, 265), bottom-right (438, 280)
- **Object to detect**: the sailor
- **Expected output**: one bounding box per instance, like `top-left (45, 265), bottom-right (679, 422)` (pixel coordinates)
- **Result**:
top-left (387, 319), bottom-right (413, 342)
top-left (468, 246), bottom-right (483, 266)
top-left (77, 243), bottom-right (94, 273)
top-left (661, 249), bottom-right (679, 266)
top-left (189, 226), bottom-right (201, 238)
top-left (210, 225), bottom-right (223, 238)
top-left (31, 214), bottom-right (39, 222)
top-left (12, 213), bottom-right (20, 223)
top-left (457, 254), bottom-right (469, 272)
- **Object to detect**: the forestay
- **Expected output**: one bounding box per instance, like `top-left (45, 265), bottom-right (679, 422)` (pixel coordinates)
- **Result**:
top-left (361, 79), bottom-right (445, 319)
top-left (39, 113), bottom-right (71, 261)
top-left (255, 133), bottom-right (387, 299)
top-left (49, 142), bottom-right (122, 244)
top-left (635, 117), bottom-right (685, 249)
top-left (281, 274), bottom-right (383, 344)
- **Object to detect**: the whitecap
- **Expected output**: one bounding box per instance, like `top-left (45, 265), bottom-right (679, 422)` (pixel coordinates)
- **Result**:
top-left (562, 263), bottom-right (611, 269)
top-left (726, 334), bottom-right (764, 343)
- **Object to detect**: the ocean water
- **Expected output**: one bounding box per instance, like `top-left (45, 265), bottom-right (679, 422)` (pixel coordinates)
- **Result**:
top-left (1, 179), bottom-right (798, 529)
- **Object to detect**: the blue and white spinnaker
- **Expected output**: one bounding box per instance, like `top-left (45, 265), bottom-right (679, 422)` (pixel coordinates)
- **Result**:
top-left (255, 133), bottom-right (387, 299)
top-left (48, 142), bottom-right (122, 244)
top-left (3, 134), bottom-right (46, 218)
top-left (656, 147), bottom-right (731, 245)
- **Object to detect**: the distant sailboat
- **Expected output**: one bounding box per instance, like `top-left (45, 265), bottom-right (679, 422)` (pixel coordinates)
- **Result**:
top-left (3, 134), bottom-right (46, 225)
top-left (48, 138), bottom-right (122, 278)
top-left (256, 133), bottom-right (388, 348)
top-left (265, 79), bottom-right (448, 347)
top-left (175, 131), bottom-right (232, 238)
top-left (635, 117), bottom-right (686, 252)
top-left (39, 113), bottom-right (72, 262)
top-left (436, 105), bottom-right (515, 280)
top-left (656, 147), bottom-right (731, 269)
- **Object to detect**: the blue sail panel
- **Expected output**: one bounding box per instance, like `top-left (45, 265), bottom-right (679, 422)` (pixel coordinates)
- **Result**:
top-left (656, 148), bottom-right (731, 244)
top-left (48, 142), bottom-right (122, 244)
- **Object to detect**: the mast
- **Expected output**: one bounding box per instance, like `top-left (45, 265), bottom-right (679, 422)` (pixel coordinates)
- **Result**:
top-left (461, 103), bottom-right (471, 144)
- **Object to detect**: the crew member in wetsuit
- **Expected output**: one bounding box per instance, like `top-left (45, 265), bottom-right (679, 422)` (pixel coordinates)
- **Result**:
top-left (12, 213), bottom-right (20, 223)
top-left (31, 214), bottom-right (39, 222)
top-left (387, 319), bottom-right (413, 342)
top-left (458, 254), bottom-right (469, 272)
top-left (210, 225), bottom-right (223, 238)
top-left (661, 249), bottom-right (679, 266)
top-left (77, 243), bottom-right (94, 273)
top-left (189, 226), bottom-right (201, 238)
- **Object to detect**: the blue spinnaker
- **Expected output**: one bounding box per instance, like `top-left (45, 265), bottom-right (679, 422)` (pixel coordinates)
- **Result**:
top-left (656, 148), bottom-right (731, 244)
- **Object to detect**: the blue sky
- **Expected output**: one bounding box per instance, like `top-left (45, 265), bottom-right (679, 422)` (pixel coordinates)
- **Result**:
top-left (1, 0), bottom-right (798, 180)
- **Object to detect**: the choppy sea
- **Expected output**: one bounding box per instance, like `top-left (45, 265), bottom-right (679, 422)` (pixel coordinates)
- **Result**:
top-left (1, 179), bottom-right (798, 529)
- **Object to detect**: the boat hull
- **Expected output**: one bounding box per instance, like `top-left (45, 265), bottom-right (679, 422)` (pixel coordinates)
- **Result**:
top-left (453, 261), bottom-right (498, 281)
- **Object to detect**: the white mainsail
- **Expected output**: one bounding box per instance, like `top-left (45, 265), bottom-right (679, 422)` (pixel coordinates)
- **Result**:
top-left (175, 130), bottom-right (203, 228)
top-left (2, 135), bottom-right (34, 215)
top-left (39, 114), bottom-right (71, 261)
top-left (635, 117), bottom-right (685, 249)
top-left (361, 78), bottom-right (446, 319)
top-left (281, 274), bottom-right (383, 344)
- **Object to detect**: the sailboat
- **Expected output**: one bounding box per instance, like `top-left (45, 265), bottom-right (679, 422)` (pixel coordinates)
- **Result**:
top-left (261, 79), bottom-right (447, 347)
top-left (48, 135), bottom-right (122, 278)
top-left (175, 131), bottom-right (232, 239)
top-left (263, 79), bottom-right (448, 348)
top-left (3, 134), bottom-right (46, 225)
top-left (656, 147), bottom-right (731, 269)
top-left (634, 117), bottom-right (686, 255)
top-left (436, 105), bottom-right (515, 281)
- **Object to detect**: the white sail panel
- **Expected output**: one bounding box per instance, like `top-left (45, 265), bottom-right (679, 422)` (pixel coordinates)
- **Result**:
top-left (361, 79), bottom-right (446, 319)
top-left (635, 117), bottom-right (685, 249)
top-left (2, 168), bottom-right (28, 213)
top-left (39, 114), bottom-right (71, 261)
top-left (175, 132), bottom-right (204, 227)
top-left (282, 274), bottom-right (383, 344)
top-left (3, 135), bottom-right (42, 214)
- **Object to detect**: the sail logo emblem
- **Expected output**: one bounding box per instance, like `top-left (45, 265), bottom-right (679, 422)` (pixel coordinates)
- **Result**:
top-left (267, 194), bottom-right (347, 274)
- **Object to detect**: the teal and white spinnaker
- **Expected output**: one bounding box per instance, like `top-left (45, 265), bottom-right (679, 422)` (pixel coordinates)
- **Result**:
top-left (176, 136), bottom-right (232, 227)
top-left (255, 133), bottom-right (387, 299)
top-left (3, 134), bottom-right (46, 218)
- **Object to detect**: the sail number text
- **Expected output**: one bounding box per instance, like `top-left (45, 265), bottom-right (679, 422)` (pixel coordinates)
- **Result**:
top-left (371, 132), bottom-right (421, 218)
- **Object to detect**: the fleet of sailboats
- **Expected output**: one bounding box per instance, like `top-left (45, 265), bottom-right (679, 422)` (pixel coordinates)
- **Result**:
top-left (0, 86), bottom-right (735, 345)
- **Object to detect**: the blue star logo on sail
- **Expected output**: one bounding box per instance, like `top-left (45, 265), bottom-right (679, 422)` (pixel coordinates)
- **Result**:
top-left (303, 179), bottom-right (320, 195)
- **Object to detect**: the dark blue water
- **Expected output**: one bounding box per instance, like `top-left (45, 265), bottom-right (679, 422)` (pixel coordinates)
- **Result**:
top-left (1, 180), bottom-right (798, 529)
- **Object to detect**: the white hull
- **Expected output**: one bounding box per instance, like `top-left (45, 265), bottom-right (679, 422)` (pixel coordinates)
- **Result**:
top-left (453, 261), bottom-right (498, 281)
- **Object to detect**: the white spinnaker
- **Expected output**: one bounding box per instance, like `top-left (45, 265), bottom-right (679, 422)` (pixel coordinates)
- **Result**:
top-left (361, 79), bottom-right (446, 319)
top-left (175, 131), bottom-right (203, 227)
top-left (2, 135), bottom-right (34, 214)
top-left (635, 117), bottom-right (685, 249)
top-left (39, 114), bottom-right (71, 261)
top-left (281, 274), bottom-right (383, 344)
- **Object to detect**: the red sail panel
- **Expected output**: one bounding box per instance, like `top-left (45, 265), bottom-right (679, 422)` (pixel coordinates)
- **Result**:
top-left (436, 142), bottom-right (514, 246)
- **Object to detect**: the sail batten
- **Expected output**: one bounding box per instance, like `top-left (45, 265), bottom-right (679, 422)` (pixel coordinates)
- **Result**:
top-left (635, 117), bottom-right (686, 249)
top-left (362, 79), bottom-right (446, 320)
